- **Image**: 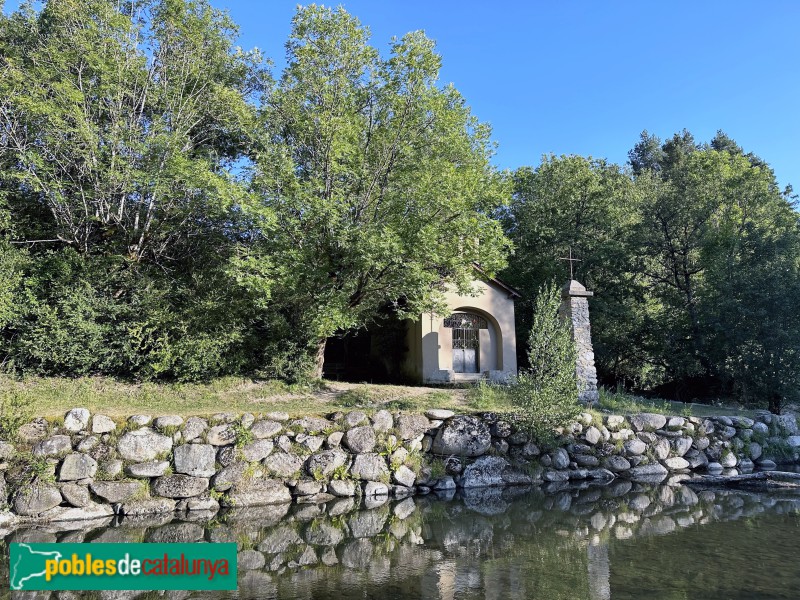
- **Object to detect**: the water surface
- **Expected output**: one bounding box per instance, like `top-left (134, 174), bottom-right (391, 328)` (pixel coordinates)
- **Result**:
top-left (3, 481), bottom-right (799, 599)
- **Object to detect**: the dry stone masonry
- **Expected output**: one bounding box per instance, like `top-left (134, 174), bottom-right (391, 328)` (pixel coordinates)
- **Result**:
top-left (0, 406), bottom-right (798, 525)
top-left (560, 279), bottom-right (600, 404)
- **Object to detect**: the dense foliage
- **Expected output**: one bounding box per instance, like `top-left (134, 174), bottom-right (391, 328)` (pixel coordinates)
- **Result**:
top-left (2, 2), bottom-right (797, 412)
top-left (502, 131), bottom-right (800, 410)
top-left (0, 1), bottom-right (507, 381)
top-left (510, 282), bottom-right (581, 443)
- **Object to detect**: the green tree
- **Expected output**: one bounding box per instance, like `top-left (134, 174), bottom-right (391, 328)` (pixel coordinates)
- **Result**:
top-left (510, 282), bottom-right (580, 444)
top-left (630, 134), bottom-right (800, 410)
top-left (251, 5), bottom-right (510, 377)
top-left (500, 155), bottom-right (640, 380)
top-left (0, 0), bottom-right (265, 264)
top-left (0, 0), bottom-right (271, 380)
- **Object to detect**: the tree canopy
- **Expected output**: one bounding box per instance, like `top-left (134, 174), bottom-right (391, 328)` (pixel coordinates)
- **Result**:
top-left (502, 132), bottom-right (800, 410)
top-left (1, 1), bottom-right (798, 411)
top-left (0, 1), bottom-right (509, 380)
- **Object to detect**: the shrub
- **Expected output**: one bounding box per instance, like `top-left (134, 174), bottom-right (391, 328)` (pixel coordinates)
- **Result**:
top-left (0, 389), bottom-right (31, 441)
top-left (509, 282), bottom-right (580, 444)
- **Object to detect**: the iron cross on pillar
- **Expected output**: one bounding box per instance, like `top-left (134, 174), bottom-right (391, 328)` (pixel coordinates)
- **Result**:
top-left (559, 248), bottom-right (581, 280)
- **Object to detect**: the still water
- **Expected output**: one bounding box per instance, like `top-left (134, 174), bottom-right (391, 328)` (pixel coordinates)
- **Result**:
top-left (3, 481), bottom-right (799, 599)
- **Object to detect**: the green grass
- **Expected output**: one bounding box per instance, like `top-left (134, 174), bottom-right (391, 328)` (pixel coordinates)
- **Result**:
top-left (0, 375), bottom-right (758, 421)
top-left (465, 381), bottom-right (515, 411)
top-left (0, 375), bottom-right (512, 419)
top-left (596, 388), bottom-right (758, 418)
top-left (0, 375), bottom-right (325, 418)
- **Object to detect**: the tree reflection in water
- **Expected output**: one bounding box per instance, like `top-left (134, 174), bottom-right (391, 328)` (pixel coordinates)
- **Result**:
top-left (2, 481), bottom-right (799, 599)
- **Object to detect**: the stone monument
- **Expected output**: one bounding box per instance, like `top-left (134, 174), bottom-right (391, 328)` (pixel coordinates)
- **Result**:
top-left (560, 279), bottom-right (600, 405)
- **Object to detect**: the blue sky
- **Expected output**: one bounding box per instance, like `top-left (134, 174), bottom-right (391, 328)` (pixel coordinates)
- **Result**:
top-left (6, 1), bottom-right (799, 189)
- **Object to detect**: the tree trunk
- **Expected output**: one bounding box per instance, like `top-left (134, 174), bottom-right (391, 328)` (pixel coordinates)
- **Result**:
top-left (313, 338), bottom-right (327, 380)
top-left (769, 391), bottom-right (782, 414)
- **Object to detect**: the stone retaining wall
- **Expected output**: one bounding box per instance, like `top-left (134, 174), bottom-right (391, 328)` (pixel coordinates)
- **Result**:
top-left (1, 407), bottom-right (798, 524)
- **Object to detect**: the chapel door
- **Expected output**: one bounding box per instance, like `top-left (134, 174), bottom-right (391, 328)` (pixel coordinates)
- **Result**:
top-left (444, 313), bottom-right (487, 374)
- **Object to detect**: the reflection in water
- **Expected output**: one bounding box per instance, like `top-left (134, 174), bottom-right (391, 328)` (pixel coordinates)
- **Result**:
top-left (2, 481), bottom-right (800, 599)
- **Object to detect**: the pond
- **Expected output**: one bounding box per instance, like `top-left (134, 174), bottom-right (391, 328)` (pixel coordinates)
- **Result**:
top-left (3, 480), bottom-right (800, 599)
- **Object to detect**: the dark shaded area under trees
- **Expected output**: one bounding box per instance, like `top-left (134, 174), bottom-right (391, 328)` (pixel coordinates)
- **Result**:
top-left (1, 1), bottom-right (798, 412)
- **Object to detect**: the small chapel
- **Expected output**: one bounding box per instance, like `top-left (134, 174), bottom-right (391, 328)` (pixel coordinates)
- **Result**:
top-left (323, 273), bottom-right (520, 384)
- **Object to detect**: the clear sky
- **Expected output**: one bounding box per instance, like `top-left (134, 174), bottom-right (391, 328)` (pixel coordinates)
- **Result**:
top-left (221, 0), bottom-right (800, 190)
top-left (5, 1), bottom-right (799, 189)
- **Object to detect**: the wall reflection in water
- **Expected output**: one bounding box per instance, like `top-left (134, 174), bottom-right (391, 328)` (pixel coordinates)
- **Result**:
top-left (3, 481), bottom-right (800, 599)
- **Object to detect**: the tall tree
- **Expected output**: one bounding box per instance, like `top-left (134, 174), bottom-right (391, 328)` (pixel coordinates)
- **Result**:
top-left (630, 135), bottom-right (800, 408)
top-left (251, 5), bottom-right (510, 376)
top-left (0, 0), bottom-right (265, 264)
top-left (501, 155), bottom-right (638, 376)
top-left (0, 0), bottom-right (271, 380)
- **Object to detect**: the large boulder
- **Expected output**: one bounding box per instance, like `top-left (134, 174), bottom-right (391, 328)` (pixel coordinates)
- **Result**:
top-left (60, 483), bottom-right (91, 507)
top-left (630, 413), bottom-right (667, 432)
top-left (120, 498), bottom-right (176, 516)
top-left (350, 453), bottom-right (389, 481)
top-left (182, 417), bottom-right (208, 442)
top-left (173, 444), bottom-right (217, 477)
top-left (393, 465), bottom-right (417, 488)
top-left (328, 479), bottom-right (357, 497)
top-left (40, 502), bottom-right (114, 522)
top-left (432, 416), bottom-right (491, 457)
top-left (662, 457), bottom-right (690, 470)
top-left (626, 463), bottom-right (668, 482)
top-left (460, 456), bottom-right (508, 488)
top-left (263, 452), bottom-right (305, 478)
top-left (306, 450), bottom-right (348, 478)
top-left (153, 415), bottom-right (184, 430)
top-left (90, 481), bottom-right (141, 504)
top-left (211, 462), bottom-right (248, 492)
top-left (206, 424), bottom-right (236, 446)
top-left (125, 460), bottom-right (171, 479)
top-left (584, 426), bottom-right (602, 445)
top-left (63, 408), bottom-right (91, 433)
top-left (58, 453), bottom-right (98, 481)
top-left (290, 417), bottom-right (334, 434)
top-left (653, 438), bottom-right (671, 460)
top-left (371, 410), bottom-right (394, 433)
top-left (13, 485), bottom-right (63, 516)
top-left (550, 447), bottom-right (570, 470)
top-left (603, 456), bottom-right (631, 473)
top-left (222, 479), bottom-right (291, 507)
top-left (240, 440), bottom-right (274, 462)
top-left (343, 426), bottom-right (376, 454)
top-left (91, 415), bottom-right (116, 434)
top-left (117, 428), bottom-right (172, 462)
top-left (624, 439), bottom-right (647, 456)
top-left (426, 409), bottom-right (455, 420)
top-left (250, 420), bottom-right (282, 439)
top-left (672, 437), bottom-right (693, 457)
top-left (17, 418), bottom-right (49, 443)
top-left (778, 414), bottom-right (799, 436)
top-left (343, 411), bottom-right (368, 428)
top-left (33, 435), bottom-right (72, 457)
top-left (395, 414), bottom-right (431, 440)
top-left (152, 475), bottom-right (209, 499)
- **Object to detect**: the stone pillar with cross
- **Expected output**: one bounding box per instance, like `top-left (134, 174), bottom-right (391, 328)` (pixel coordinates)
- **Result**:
top-left (558, 251), bottom-right (599, 405)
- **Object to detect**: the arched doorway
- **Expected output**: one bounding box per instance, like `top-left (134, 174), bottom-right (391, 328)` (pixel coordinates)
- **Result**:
top-left (443, 312), bottom-right (488, 373)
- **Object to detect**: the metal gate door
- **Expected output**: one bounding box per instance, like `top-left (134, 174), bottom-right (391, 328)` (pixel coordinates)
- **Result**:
top-left (444, 313), bottom-right (487, 374)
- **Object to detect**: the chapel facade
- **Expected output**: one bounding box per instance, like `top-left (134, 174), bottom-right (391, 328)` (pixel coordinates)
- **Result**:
top-left (402, 276), bottom-right (519, 384)
top-left (323, 274), bottom-right (519, 384)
